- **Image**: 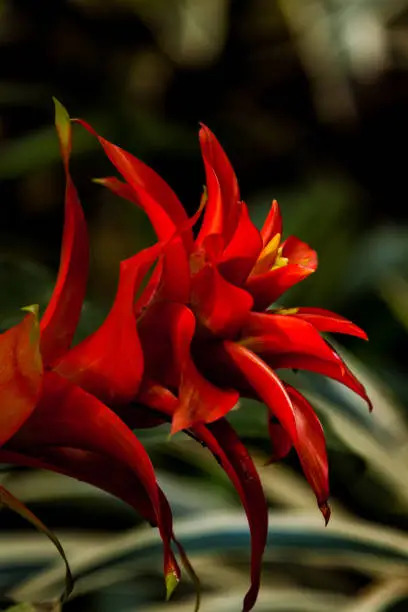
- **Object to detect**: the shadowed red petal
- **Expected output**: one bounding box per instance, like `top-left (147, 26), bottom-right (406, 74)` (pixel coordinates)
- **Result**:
top-left (11, 371), bottom-right (176, 580)
top-left (191, 264), bottom-right (253, 337)
top-left (218, 202), bottom-right (263, 285)
top-left (75, 120), bottom-right (193, 251)
top-left (223, 342), bottom-right (298, 443)
top-left (196, 420), bottom-right (268, 612)
top-left (40, 100), bottom-right (89, 364)
top-left (246, 264), bottom-right (316, 311)
top-left (53, 244), bottom-right (163, 405)
top-left (260, 200), bottom-right (282, 246)
top-left (94, 177), bottom-right (191, 303)
top-left (266, 420), bottom-right (292, 463)
top-left (270, 353), bottom-right (372, 411)
top-left (132, 384), bottom-right (267, 612)
top-left (241, 312), bottom-right (338, 363)
top-left (285, 307), bottom-right (368, 340)
top-left (196, 124), bottom-right (240, 246)
top-left (0, 309), bottom-right (43, 446)
top-left (284, 384), bottom-right (330, 523)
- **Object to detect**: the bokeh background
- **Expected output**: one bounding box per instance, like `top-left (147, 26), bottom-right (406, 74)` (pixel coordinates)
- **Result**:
top-left (1, 1), bottom-right (408, 611)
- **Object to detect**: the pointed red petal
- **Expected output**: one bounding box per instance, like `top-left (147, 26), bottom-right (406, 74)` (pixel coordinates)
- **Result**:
top-left (260, 200), bottom-right (282, 246)
top-left (288, 307), bottom-right (368, 340)
top-left (284, 384), bottom-right (330, 523)
top-left (76, 120), bottom-right (193, 250)
top-left (196, 125), bottom-right (240, 247)
top-left (223, 342), bottom-right (298, 443)
top-left (241, 312), bottom-right (338, 363)
top-left (191, 264), bottom-right (253, 337)
top-left (40, 100), bottom-right (89, 364)
top-left (0, 309), bottom-right (43, 446)
top-left (12, 371), bottom-right (176, 578)
top-left (192, 420), bottom-right (267, 612)
top-left (266, 419), bottom-right (292, 463)
top-left (218, 202), bottom-right (263, 285)
top-left (270, 353), bottom-right (373, 411)
top-left (94, 177), bottom-right (191, 303)
top-left (53, 244), bottom-right (162, 405)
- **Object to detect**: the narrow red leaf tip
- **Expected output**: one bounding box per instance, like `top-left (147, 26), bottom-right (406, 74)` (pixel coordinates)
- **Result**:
top-left (40, 99), bottom-right (89, 364)
top-left (0, 308), bottom-right (43, 447)
top-left (320, 501), bottom-right (332, 526)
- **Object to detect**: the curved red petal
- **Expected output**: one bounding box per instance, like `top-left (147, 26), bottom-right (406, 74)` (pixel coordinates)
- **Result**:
top-left (289, 307), bottom-right (368, 340)
top-left (53, 244), bottom-right (162, 405)
top-left (0, 310), bottom-right (43, 446)
top-left (260, 200), bottom-right (282, 246)
top-left (94, 177), bottom-right (191, 303)
top-left (218, 202), bottom-right (263, 285)
top-left (196, 125), bottom-right (240, 247)
top-left (192, 420), bottom-right (267, 612)
top-left (246, 264), bottom-right (315, 310)
top-left (223, 342), bottom-right (298, 443)
top-left (76, 120), bottom-right (193, 251)
top-left (266, 420), bottom-right (292, 463)
top-left (40, 101), bottom-right (89, 364)
top-left (241, 312), bottom-right (338, 363)
top-left (270, 353), bottom-right (372, 411)
top-left (195, 161), bottom-right (224, 248)
top-left (282, 236), bottom-right (318, 267)
top-left (284, 384), bottom-right (330, 523)
top-left (11, 371), bottom-right (175, 578)
top-left (191, 264), bottom-right (253, 337)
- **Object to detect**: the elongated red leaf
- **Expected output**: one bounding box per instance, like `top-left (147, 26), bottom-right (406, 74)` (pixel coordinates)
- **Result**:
top-left (218, 201), bottom-right (263, 285)
top-left (194, 420), bottom-right (268, 612)
top-left (40, 99), bottom-right (89, 364)
top-left (284, 384), bottom-right (330, 523)
top-left (270, 353), bottom-right (373, 411)
top-left (196, 124), bottom-right (240, 246)
top-left (260, 200), bottom-right (282, 246)
top-left (284, 307), bottom-right (368, 340)
top-left (0, 308), bottom-right (43, 446)
top-left (266, 419), bottom-right (292, 462)
top-left (241, 312), bottom-right (338, 363)
top-left (191, 264), bottom-right (253, 338)
top-left (76, 119), bottom-right (193, 251)
top-left (223, 342), bottom-right (298, 443)
top-left (53, 244), bottom-right (163, 405)
top-left (11, 371), bottom-right (177, 583)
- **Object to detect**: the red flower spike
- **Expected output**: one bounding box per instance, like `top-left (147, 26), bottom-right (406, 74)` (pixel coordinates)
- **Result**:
top-left (284, 384), bottom-right (330, 523)
top-left (241, 312), bottom-right (339, 363)
top-left (218, 202), bottom-right (263, 285)
top-left (12, 371), bottom-right (177, 582)
top-left (280, 307), bottom-right (368, 340)
top-left (197, 124), bottom-right (240, 246)
top-left (270, 353), bottom-right (373, 411)
top-left (223, 342), bottom-right (298, 443)
top-left (0, 308), bottom-right (43, 447)
top-left (260, 200), bottom-right (282, 246)
top-left (53, 243), bottom-right (162, 405)
top-left (75, 119), bottom-right (193, 252)
top-left (40, 100), bottom-right (89, 363)
top-left (191, 264), bottom-right (253, 338)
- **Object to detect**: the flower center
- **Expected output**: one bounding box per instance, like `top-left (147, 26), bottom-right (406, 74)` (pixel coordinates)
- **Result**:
top-left (251, 233), bottom-right (289, 276)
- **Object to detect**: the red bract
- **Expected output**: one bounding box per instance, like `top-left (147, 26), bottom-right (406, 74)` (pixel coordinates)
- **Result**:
top-left (0, 100), bottom-right (187, 599)
top-left (78, 118), bottom-right (372, 611)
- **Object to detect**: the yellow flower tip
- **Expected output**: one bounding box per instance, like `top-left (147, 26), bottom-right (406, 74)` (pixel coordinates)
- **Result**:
top-left (53, 97), bottom-right (71, 160)
top-left (275, 307), bottom-right (299, 316)
top-left (21, 304), bottom-right (39, 319)
top-left (92, 177), bottom-right (106, 185)
top-left (165, 570), bottom-right (179, 601)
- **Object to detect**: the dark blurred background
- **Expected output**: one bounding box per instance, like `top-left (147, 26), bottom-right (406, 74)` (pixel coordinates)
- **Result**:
top-left (1, 1), bottom-right (408, 611)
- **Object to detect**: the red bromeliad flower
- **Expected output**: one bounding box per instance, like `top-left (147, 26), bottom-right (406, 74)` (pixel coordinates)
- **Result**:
top-left (72, 116), bottom-right (372, 611)
top-left (0, 100), bottom-right (192, 598)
